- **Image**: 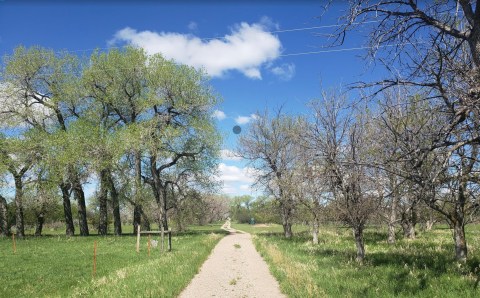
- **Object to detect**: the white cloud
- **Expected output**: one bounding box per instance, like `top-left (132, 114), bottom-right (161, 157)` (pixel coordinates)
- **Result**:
top-left (235, 113), bottom-right (259, 125)
top-left (270, 63), bottom-right (296, 81)
top-left (187, 21), bottom-right (198, 31)
top-left (220, 149), bottom-right (242, 161)
top-left (217, 163), bottom-right (255, 183)
top-left (110, 21), bottom-right (282, 79)
top-left (212, 110), bottom-right (226, 120)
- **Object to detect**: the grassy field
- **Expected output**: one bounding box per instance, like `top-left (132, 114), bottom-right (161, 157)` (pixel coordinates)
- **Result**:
top-left (0, 224), bottom-right (226, 297)
top-left (233, 223), bottom-right (480, 298)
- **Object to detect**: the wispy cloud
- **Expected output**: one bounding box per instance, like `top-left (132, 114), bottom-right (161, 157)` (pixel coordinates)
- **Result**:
top-left (187, 21), bottom-right (198, 31)
top-left (270, 63), bottom-right (296, 81)
top-left (110, 20), bottom-right (282, 79)
top-left (220, 149), bottom-right (242, 161)
top-left (212, 110), bottom-right (226, 120)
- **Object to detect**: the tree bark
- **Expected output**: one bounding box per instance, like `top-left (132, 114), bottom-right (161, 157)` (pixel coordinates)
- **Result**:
top-left (353, 225), bottom-right (365, 262)
top-left (453, 219), bottom-right (467, 262)
top-left (133, 150), bottom-right (142, 235)
top-left (71, 173), bottom-right (89, 236)
top-left (280, 196), bottom-right (293, 239)
top-left (60, 183), bottom-right (75, 236)
top-left (106, 170), bottom-right (122, 236)
top-left (387, 184), bottom-right (398, 244)
top-left (35, 212), bottom-right (44, 236)
top-left (0, 195), bottom-right (9, 237)
top-left (14, 176), bottom-right (25, 239)
top-left (98, 169), bottom-right (109, 236)
top-left (312, 217), bottom-right (319, 245)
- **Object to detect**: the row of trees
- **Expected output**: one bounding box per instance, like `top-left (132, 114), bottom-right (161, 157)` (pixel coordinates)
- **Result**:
top-left (0, 46), bottom-right (222, 238)
top-left (238, 0), bottom-right (480, 263)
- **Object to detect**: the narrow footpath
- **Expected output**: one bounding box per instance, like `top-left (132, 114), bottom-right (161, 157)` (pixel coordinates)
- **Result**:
top-left (179, 221), bottom-right (285, 298)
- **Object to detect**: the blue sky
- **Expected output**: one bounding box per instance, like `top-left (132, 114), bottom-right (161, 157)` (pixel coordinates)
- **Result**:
top-left (0, 1), bottom-right (386, 197)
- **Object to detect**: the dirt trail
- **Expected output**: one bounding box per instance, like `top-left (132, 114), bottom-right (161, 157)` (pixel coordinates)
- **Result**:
top-left (179, 221), bottom-right (285, 298)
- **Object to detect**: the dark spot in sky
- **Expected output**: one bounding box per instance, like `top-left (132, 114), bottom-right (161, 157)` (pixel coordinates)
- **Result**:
top-left (233, 125), bottom-right (241, 134)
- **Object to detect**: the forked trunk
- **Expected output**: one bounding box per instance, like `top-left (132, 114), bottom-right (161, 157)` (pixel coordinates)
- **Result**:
top-left (353, 226), bottom-right (365, 262)
top-left (60, 184), bottom-right (75, 236)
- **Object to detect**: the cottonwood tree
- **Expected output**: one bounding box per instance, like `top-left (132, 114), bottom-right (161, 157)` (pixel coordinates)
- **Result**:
top-left (237, 110), bottom-right (299, 238)
top-left (0, 136), bottom-right (38, 238)
top-left (1, 47), bottom-right (90, 236)
top-left (307, 93), bottom-right (381, 262)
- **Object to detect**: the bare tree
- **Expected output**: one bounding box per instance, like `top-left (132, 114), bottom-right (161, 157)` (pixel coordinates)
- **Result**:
top-left (337, 1), bottom-right (480, 261)
top-left (306, 92), bottom-right (381, 262)
top-left (237, 109), bottom-right (299, 238)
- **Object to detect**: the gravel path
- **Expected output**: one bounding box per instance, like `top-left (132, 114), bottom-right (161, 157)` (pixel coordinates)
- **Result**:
top-left (179, 222), bottom-right (285, 298)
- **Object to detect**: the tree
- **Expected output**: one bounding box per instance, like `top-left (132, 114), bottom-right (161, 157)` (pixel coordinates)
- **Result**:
top-left (237, 109), bottom-right (299, 238)
top-left (306, 92), bottom-right (381, 262)
top-left (338, 0), bottom-right (480, 262)
top-left (1, 46), bottom-right (90, 236)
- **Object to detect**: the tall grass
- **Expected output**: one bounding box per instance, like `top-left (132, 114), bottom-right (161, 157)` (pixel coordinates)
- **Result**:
top-left (0, 225), bottom-right (226, 297)
top-left (234, 223), bottom-right (480, 298)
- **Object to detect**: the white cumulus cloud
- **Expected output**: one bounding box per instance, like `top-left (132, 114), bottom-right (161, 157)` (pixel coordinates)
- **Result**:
top-left (212, 110), bottom-right (226, 120)
top-left (110, 21), bottom-right (282, 79)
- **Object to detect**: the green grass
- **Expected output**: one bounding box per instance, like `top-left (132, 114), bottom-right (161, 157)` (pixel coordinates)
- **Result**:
top-left (0, 225), bottom-right (227, 297)
top-left (233, 223), bottom-right (480, 298)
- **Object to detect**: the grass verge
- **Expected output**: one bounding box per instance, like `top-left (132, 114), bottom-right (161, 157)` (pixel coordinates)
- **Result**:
top-left (234, 223), bottom-right (480, 298)
top-left (0, 225), bottom-right (226, 297)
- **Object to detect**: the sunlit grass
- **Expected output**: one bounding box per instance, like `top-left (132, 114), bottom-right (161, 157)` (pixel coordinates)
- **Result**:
top-left (233, 223), bottom-right (480, 298)
top-left (0, 225), bottom-right (227, 297)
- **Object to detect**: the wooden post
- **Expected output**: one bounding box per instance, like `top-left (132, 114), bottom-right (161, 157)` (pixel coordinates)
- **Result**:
top-left (147, 234), bottom-right (151, 257)
top-left (136, 225), bottom-right (141, 253)
top-left (92, 241), bottom-right (97, 278)
top-left (12, 233), bottom-right (16, 254)
top-left (168, 228), bottom-right (172, 252)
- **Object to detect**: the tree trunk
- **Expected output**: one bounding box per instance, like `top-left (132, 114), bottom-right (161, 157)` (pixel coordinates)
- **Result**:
top-left (106, 170), bottom-right (122, 236)
top-left (453, 219), bottom-right (467, 262)
top-left (14, 176), bottom-right (25, 239)
top-left (312, 217), bottom-right (319, 245)
top-left (280, 199), bottom-right (293, 239)
top-left (71, 173), bottom-right (89, 236)
top-left (387, 188), bottom-right (398, 244)
top-left (35, 212), bottom-right (44, 236)
top-left (140, 207), bottom-right (151, 231)
top-left (401, 208), bottom-right (416, 239)
top-left (133, 150), bottom-right (142, 235)
top-left (161, 187), bottom-right (169, 231)
top-left (353, 225), bottom-right (365, 262)
top-left (98, 169), bottom-right (109, 236)
top-left (0, 195), bottom-right (9, 237)
top-left (60, 183), bottom-right (75, 236)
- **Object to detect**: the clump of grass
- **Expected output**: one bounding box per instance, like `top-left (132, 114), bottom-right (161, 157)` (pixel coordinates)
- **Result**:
top-left (229, 278), bottom-right (237, 285)
top-left (234, 243), bottom-right (241, 249)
